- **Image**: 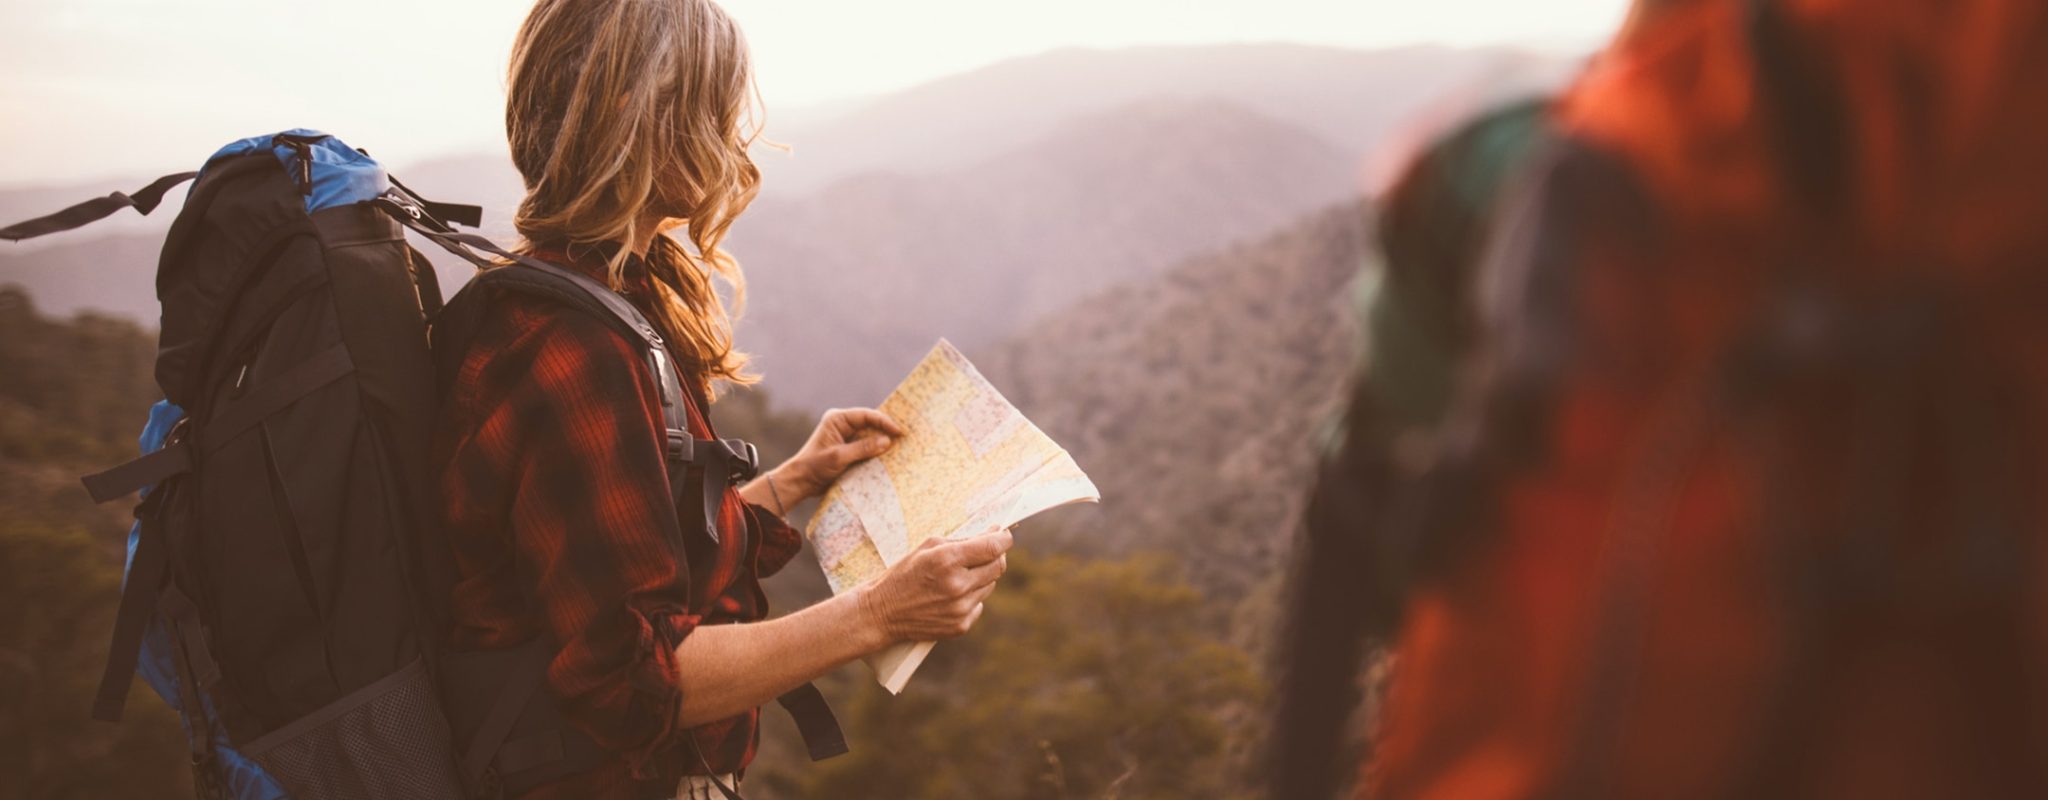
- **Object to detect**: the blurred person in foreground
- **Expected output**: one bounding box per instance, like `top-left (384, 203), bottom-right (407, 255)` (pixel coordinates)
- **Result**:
top-left (1273, 0), bottom-right (2048, 797)
top-left (433, 1), bottom-right (1014, 797)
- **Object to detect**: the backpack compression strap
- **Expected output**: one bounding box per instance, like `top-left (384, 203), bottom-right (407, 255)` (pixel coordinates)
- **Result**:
top-left (80, 344), bottom-right (357, 502)
top-left (0, 171), bottom-right (198, 242)
top-left (0, 167), bottom-right (481, 244)
top-left (80, 343), bottom-right (360, 735)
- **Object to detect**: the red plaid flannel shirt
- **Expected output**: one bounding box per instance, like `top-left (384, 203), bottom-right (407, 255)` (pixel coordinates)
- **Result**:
top-left (434, 245), bottom-right (803, 797)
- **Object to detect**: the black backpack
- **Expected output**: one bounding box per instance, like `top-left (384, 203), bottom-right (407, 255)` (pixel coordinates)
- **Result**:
top-left (12, 130), bottom-right (474, 799)
top-left (3, 130), bottom-right (840, 800)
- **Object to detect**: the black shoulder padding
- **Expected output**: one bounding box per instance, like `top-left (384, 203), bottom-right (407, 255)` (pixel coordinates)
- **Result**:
top-left (429, 263), bottom-right (647, 401)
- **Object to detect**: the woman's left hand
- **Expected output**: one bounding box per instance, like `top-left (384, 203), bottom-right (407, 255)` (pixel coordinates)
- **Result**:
top-left (772, 407), bottom-right (906, 503)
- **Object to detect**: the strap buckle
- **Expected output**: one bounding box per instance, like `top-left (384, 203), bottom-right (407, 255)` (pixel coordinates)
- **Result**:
top-left (191, 751), bottom-right (228, 800)
top-left (372, 191), bottom-right (430, 224)
top-left (723, 439), bottom-right (760, 483)
top-left (665, 430), bottom-right (694, 463)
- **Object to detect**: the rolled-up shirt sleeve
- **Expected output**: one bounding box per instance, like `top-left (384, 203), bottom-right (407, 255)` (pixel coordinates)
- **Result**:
top-left (747, 503), bottom-right (805, 578)
top-left (471, 304), bottom-right (697, 779)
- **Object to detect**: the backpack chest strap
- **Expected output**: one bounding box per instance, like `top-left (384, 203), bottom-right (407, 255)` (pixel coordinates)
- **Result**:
top-left (664, 431), bottom-right (760, 546)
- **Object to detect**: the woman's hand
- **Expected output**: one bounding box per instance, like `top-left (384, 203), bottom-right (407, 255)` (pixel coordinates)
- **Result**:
top-left (671, 528), bottom-right (1013, 724)
top-left (773, 407), bottom-right (906, 502)
top-left (856, 529), bottom-right (1014, 643)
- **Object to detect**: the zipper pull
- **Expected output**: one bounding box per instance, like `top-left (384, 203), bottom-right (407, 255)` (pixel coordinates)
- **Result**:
top-left (275, 137), bottom-right (314, 196)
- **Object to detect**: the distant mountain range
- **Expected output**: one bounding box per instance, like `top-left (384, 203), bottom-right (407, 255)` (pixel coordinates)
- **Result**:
top-left (755, 43), bottom-right (1577, 194)
top-left (0, 42), bottom-right (1568, 410)
top-left (732, 96), bottom-right (1358, 406)
top-left (0, 234), bottom-right (163, 324)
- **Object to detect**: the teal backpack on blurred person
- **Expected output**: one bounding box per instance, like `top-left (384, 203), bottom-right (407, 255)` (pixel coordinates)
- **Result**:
top-left (1267, 99), bottom-right (1557, 800)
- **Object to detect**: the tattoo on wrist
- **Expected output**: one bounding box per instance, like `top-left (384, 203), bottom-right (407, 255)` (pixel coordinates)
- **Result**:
top-left (768, 470), bottom-right (789, 517)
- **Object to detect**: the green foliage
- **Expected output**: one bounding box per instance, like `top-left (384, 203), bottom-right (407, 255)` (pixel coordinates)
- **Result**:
top-left (780, 551), bottom-right (1264, 800)
top-left (0, 286), bottom-right (190, 795)
top-left (0, 286), bottom-right (159, 465)
top-left (0, 520), bottom-right (193, 798)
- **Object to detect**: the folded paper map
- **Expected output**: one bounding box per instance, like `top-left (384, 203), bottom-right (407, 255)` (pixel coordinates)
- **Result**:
top-left (804, 339), bottom-right (1101, 693)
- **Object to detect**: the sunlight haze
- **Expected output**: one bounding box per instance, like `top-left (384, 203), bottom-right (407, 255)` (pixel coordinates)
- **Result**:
top-left (0, 0), bottom-right (1628, 186)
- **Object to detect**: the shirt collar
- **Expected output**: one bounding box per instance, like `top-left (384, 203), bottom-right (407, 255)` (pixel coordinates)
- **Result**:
top-left (529, 239), bottom-right (656, 296)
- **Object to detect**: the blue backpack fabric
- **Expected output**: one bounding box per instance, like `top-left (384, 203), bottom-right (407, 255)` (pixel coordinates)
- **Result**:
top-left (203, 129), bottom-right (391, 213)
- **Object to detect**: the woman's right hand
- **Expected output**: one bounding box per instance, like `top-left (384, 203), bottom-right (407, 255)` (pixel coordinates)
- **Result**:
top-left (857, 528), bottom-right (1015, 644)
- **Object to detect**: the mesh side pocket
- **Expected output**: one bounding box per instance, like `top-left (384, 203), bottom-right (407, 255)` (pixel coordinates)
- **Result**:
top-left (243, 657), bottom-right (464, 799)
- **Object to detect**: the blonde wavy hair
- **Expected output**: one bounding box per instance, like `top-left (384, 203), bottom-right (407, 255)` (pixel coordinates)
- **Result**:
top-left (506, 0), bottom-right (762, 386)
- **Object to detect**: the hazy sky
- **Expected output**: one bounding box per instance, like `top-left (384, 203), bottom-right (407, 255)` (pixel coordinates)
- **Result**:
top-left (0, 0), bottom-right (1630, 187)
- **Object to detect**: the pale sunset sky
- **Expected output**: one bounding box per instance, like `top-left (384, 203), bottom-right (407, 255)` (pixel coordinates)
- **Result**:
top-left (0, 0), bottom-right (1631, 186)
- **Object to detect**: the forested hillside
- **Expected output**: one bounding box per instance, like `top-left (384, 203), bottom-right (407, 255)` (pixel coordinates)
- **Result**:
top-left (984, 201), bottom-right (1373, 601)
top-left (0, 287), bottom-right (190, 798)
top-left (748, 201), bottom-right (1378, 798)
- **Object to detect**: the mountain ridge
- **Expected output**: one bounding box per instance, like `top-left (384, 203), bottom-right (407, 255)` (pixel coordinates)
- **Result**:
top-left (761, 42), bottom-right (1575, 193)
top-left (733, 94), bottom-right (1360, 407)
top-left (982, 199), bottom-right (1373, 597)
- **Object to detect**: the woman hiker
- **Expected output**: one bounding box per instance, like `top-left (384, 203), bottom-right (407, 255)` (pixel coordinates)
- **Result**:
top-left (433, 1), bottom-right (1015, 797)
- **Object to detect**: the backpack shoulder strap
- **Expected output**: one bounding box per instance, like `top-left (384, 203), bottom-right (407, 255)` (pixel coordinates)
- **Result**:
top-left (388, 192), bottom-right (763, 546)
top-left (461, 261), bottom-right (764, 545)
top-left (380, 189), bottom-right (690, 427)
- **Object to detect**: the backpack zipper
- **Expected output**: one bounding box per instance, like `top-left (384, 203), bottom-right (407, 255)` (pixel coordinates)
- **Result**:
top-left (274, 135), bottom-right (314, 196)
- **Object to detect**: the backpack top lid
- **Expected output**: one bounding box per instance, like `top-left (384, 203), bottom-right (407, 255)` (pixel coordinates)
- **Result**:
top-left (202, 129), bottom-right (388, 214)
top-left (152, 129), bottom-right (398, 411)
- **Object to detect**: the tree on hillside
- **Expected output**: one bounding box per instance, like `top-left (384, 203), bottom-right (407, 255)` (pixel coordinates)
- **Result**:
top-left (0, 286), bottom-right (159, 466)
top-left (770, 551), bottom-right (1264, 800)
top-left (0, 287), bottom-right (189, 796)
top-left (0, 521), bottom-right (193, 798)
